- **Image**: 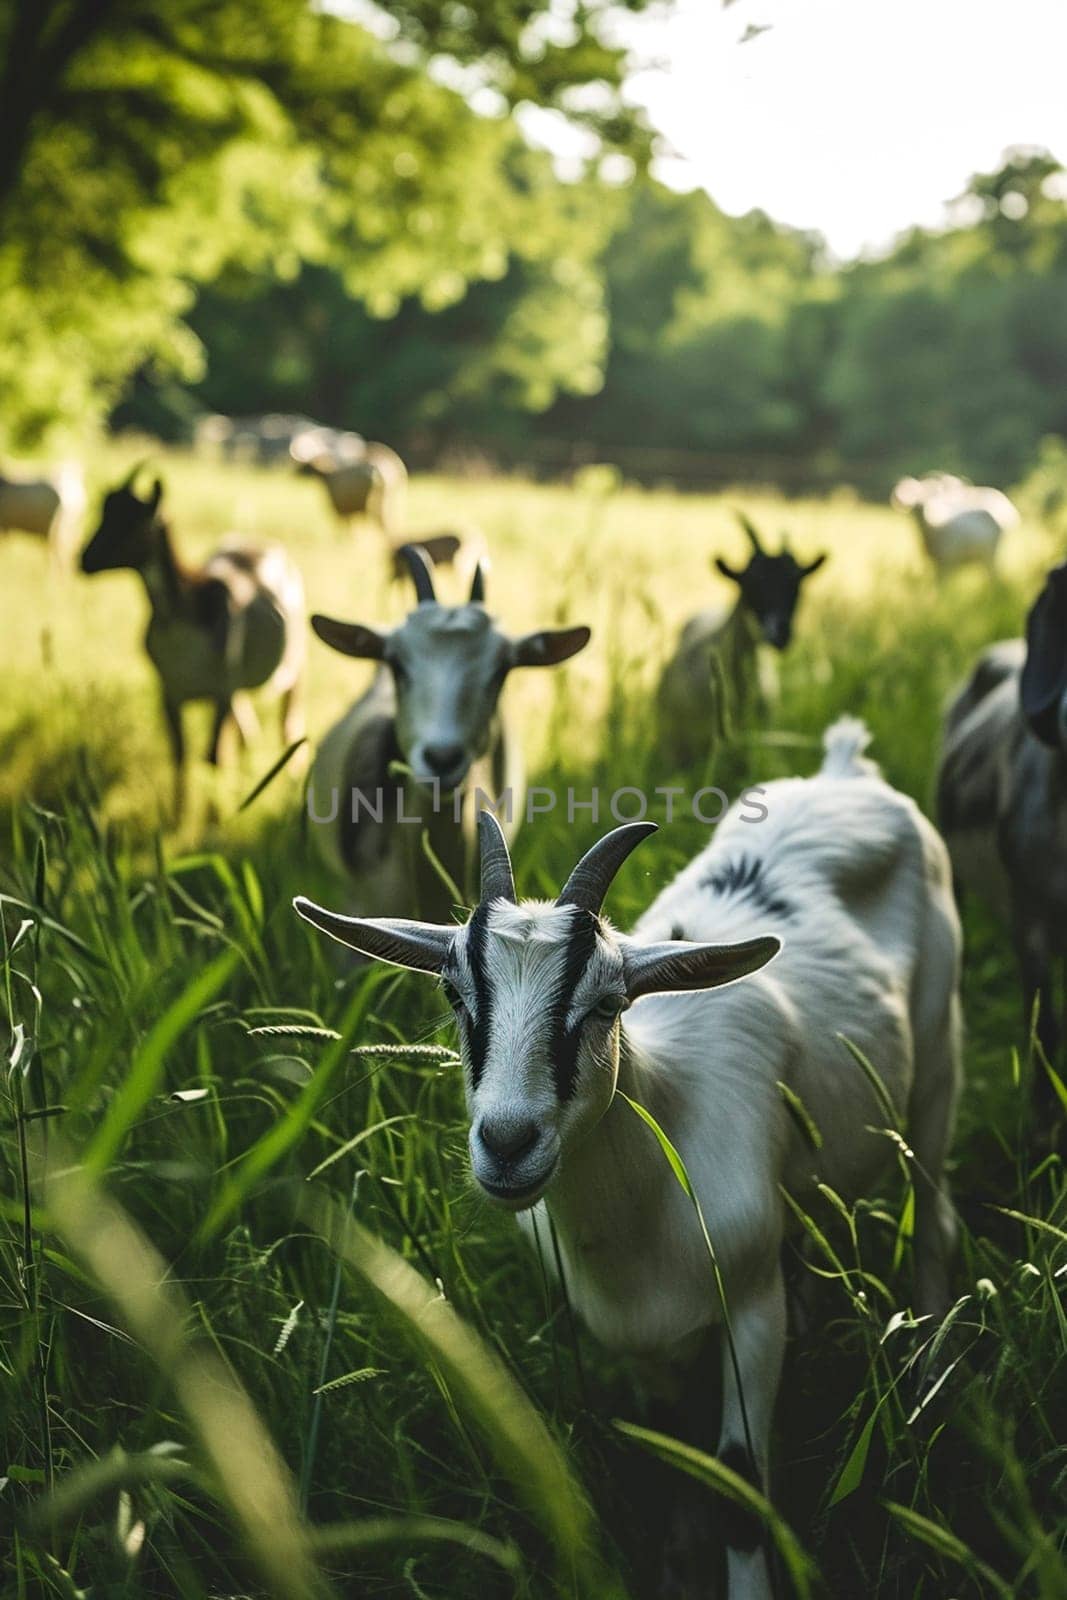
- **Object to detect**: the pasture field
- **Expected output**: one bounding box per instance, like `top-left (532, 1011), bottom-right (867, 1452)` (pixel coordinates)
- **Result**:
top-left (2, 448), bottom-right (1066, 1599)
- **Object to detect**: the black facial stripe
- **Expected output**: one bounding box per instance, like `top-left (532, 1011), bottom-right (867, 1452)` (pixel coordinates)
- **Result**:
top-left (464, 904), bottom-right (492, 1089)
top-left (549, 910), bottom-right (600, 1102)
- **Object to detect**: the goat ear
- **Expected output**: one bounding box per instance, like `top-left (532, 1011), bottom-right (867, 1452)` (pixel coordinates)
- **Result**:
top-left (715, 556), bottom-right (742, 583)
top-left (1020, 565), bottom-right (1067, 747)
top-left (293, 898), bottom-right (453, 973)
top-left (800, 552), bottom-right (828, 579)
top-left (622, 934), bottom-right (780, 1001)
top-left (148, 478), bottom-right (163, 512)
top-left (511, 625), bottom-right (591, 668)
top-left (311, 614), bottom-right (386, 659)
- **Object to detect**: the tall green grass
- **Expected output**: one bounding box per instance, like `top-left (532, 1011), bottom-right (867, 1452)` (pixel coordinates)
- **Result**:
top-left (2, 459), bottom-right (1065, 1597)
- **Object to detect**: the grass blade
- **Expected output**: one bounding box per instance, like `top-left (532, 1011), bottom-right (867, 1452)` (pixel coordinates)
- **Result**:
top-left (308, 1515), bottom-right (520, 1572)
top-left (238, 739), bottom-right (309, 813)
top-left (615, 1420), bottom-right (818, 1598)
top-left (85, 951), bottom-right (238, 1175)
top-left (40, 1153), bottom-right (327, 1600)
top-left (199, 975), bottom-right (387, 1240)
top-left (304, 1190), bottom-right (599, 1586)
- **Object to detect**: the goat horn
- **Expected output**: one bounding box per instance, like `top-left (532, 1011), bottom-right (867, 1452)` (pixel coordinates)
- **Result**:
top-left (122, 457), bottom-right (150, 490)
top-left (734, 509), bottom-right (763, 553)
top-left (469, 560), bottom-right (488, 604)
top-left (396, 543), bottom-right (436, 604)
top-left (557, 822), bottom-right (658, 916)
top-left (478, 808), bottom-right (516, 903)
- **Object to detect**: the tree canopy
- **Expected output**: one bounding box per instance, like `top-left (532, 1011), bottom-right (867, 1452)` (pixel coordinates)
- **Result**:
top-left (0, 0), bottom-right (660, 445)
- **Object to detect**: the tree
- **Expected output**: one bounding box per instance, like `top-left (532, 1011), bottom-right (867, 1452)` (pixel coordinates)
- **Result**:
top-left (0, 0), bottom-right (669, 446)
top-left (176, 148), bottom-right (615, 441)
top-left (824, 149), bottom-right (1067, 487)
top-left (545, 180), bottom-right (826, 462)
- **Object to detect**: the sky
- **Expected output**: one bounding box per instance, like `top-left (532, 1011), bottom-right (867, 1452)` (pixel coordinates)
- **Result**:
top-left (536, 0), bottom-right (1067, 259)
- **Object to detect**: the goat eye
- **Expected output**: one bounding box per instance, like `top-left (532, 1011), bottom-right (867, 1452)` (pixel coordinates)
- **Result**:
top-left (586, 995), bottom-right (626, 1026)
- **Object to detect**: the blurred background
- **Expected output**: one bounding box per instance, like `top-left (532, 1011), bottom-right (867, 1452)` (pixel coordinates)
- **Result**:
top-left (3, 0), bottom-right (1066, 495)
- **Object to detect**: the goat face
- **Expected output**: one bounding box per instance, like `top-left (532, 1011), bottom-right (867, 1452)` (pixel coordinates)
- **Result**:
top-left (387, 604), bottom-right (512, 787)
top-left (312, 560), bottom-right (590, 794)
top-left (1021, 561), bottom-right (1067, 751)
top-left (715, 547), bottom-right (827, 650)
top-left (81, 475), bottom-right (162, 574)
top-left (450, 899), bottom-right (629, 1205)
top-left (293, 817), bottom-right (779, 1210)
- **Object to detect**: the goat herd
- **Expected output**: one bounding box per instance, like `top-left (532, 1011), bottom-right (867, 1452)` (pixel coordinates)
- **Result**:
top-left (7, 440), bottom-right (1065, 1599)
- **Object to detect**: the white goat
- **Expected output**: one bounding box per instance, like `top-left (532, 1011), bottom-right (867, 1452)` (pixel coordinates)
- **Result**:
top-left (937, 561), bottom-right (1067, 1122)
top-left (295, 718), bottom-right (962, 1599)
top-left (307, 547), bottom-right (590, 920)
top-left (892, 473), bottom-right (1019, 575)
top-left (80, 465), bottom-right (306, 820)
top-left (657, 511), bottom-right (827, 765)
top-left (0, 462), bottom-right (85, 566)
top-left (292, 429), bottom-right (408, 537)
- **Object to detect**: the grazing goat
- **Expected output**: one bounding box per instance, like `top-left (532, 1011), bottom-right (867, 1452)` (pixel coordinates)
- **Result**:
top-left (307, 547), bottom-right (589, 920)
top-left (291, 428), bottom-right (408, 537)
top-left (80, 466), bottom-right (306, 820)
top-left (657, 511), bottom-right (827, 764)
top-left (295, 719), bottom-right (962, 1599)
top-left (892, 473), bottom-right (1019, 576)
top-left (937, 562), bottom-right (1067, 1118)
top-left (0, 462), bottom-right (85, 566)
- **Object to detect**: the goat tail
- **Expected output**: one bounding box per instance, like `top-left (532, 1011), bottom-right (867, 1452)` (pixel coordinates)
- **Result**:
top-left (820, 716), bottom-right (879, 778)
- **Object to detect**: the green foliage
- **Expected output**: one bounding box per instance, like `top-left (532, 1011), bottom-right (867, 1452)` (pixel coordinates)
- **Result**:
top-left (823, 164), bottom-right (1067, 487)
top-left (186, 150), bottom-right (615, 440)
top-left (0, 0), bottom-right (658, 449)
top-left (555, 150), bottom-right (1067, 487)
top-left (150, 147), bottom-right (1067, 493)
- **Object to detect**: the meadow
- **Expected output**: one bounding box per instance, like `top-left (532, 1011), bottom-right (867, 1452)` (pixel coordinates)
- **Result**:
top-left (2, 447), bottom-right (1065, 1599)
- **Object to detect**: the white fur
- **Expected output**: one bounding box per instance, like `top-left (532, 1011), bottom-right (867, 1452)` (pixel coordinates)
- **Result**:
top-left (892, 472), bottom-right (1018, 575)
top-left (0, 463), bottom-right (84, 565)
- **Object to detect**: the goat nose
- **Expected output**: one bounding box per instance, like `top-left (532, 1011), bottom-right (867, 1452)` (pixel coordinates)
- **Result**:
top-left (478, 1115), bottom-right (540, 1162)
top-left (423, 741), bottom-right (465, 776)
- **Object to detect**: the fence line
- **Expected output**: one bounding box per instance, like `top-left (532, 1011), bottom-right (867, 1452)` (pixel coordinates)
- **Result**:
top-left (405, 434), bottom-right (889, 495)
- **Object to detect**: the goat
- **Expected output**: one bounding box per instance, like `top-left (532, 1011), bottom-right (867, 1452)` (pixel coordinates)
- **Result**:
top-left (892, 473), bottom-right (1019, 576)
top-left (657, 511), bottom-right (827, 764)
top-left (294, 718), bottom-right (962, 1599)
top-left (0, 462), bottom-right (85, 566)
top-left (307, 547), bottom-right (590, 920)
top-left (80, 465), bottom-right (306, 821)
top-left (936, 561), bottom-right (1067, 1121)
top-left (291, 429), bottom-right (408, 537)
